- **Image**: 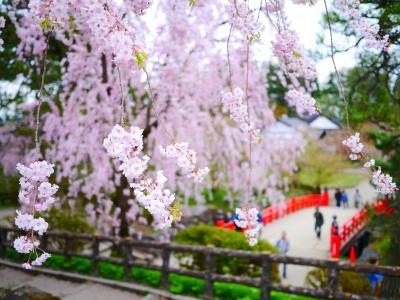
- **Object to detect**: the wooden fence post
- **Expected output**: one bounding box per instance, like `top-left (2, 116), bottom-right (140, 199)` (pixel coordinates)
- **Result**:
top-left (91, 237), bottom-right (100, 276)
top-left (260, 255), bottom-right (272, 300)
top-left (0, 228), bottom-right (5, 257)
top-left (64, 234), bottom-right (71, 261)
top-left (204, 250), bottom-right (214, 300)
top-left (160, 244), bottom-right (171, 289)
top-left (122, 240), bottom-right (131, 280)
top-left (41, 234), bottom-right (48, 252)
top-left (327, 261), bottom-right (340, 299)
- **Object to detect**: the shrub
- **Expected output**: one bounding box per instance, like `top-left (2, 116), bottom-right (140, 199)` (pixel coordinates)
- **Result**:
top-left (174, 225), bottom-right (280, 281)
top-left (202, 188), bottom-right (232, 211)
top-left (99, 262), bottom-right (124, 280)
top-left (130, 267), bottom-right (161, 287)
top-left (214, 282), bottom-right (260, 300)
top-left (305, 268), bottom-right (372, 295)
top-left (369, 236), bottom-right (391, 265)
top-left (169, 274), bottom-right (204, 296)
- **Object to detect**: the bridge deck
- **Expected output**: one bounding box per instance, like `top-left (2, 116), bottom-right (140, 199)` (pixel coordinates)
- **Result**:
top-left (261, 206), bottom-right (358, 287)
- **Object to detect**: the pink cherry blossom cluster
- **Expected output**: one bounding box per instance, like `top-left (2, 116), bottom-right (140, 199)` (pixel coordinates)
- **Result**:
top-left (0, 16), bottom-right (5, 51)
top-left (292, 0), bottom-right (318, 5)
top-left (103, 124), bottom-right (149, 182)
top-left (372, 169), bottom-right (397, 195)
top-left (267, 9), bottom-right (318, 116)
top-left (234, 207), bottom-right (261, 246)
top-left (342, 132), bottom-right (364, 160)
top-left (221, 87), bottom-right (259, 143)
top-left (264, 0), bottom-right (284, 13)
top-left (343, 133), bottom-right (397, 195)
top-left (159, 143), bottom-right (209, 183)
top-left (2, 0), bottom-right (307, 237)
top-left (104, 125), bottom-right (180, 229)
top-left (335, 0), bottom-right (388, 49)
top-left (285, 89), bottom-right (317, 117)
top-left (132, 171), bottom-right (178, 230)
top-left (228, 0), bottom-right (261, 40)
top-left (83, 1), bottom-right (139, 68)
top-left (272, 29), bottom-right (316, 82)
top-left (130, 0), bottom-right (153, 15)
top-left (14, 161), bottom-right (58, 269)
top-left (363, 159), bottom-right (375, 168)
top-left (28, 0), bottom-right (53, 20)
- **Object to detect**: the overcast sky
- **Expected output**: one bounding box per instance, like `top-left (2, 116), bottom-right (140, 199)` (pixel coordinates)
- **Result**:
top-left (254, 0), bottom-right (356, 84)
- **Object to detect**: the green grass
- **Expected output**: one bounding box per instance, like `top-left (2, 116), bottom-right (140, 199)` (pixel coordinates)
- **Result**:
top-left (325, 173), bottom-right (366, 188)
top-left (298, 171), bottom-right (365, 189)
top-left (3, 248), bottom-right (320, 300)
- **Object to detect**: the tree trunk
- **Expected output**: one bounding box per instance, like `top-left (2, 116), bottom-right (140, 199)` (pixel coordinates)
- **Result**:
top-left (114, 176), bottom-right (129, 237)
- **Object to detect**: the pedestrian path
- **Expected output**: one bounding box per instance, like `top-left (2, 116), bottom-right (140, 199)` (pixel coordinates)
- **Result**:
top-left (261, 206), bottom-right (358, 287)
top-left (0, 266), bottom-right (148, 300)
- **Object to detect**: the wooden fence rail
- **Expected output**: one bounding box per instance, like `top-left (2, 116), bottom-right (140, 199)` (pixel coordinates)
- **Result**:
top-left (0, 227), bottom-right (399, 300)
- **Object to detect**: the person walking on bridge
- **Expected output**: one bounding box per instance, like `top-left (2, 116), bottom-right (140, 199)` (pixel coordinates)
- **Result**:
top-left (334, 189), bottom-right (342, 207)
top-left (314, 207), bottom-right (324, 239)
top-left (276, 231), bottom-right (290, 278)
top-left (341, 190), bottom-right (349, 208)
top-left (353, 189), bottom-right (362, 208)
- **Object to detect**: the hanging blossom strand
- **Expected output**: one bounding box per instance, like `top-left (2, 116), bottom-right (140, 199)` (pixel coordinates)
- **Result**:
top-left (285, 89), bottom-right (317, 117)
top-left (103, 125), bottom-right (181, 229)
top-left (159, 143), bottom-right (209, 183)
top-left (13, 6), bottom-right (58, 269)
top-left (221, 87), bottom-right (259, 144)
top-left (342, 132), bottom-right (397, 195)
top-left (14, 161), bottom-right (59, 269)
top-left (265, 1), bottom-right (318, 117)
top-left (335, 0), bottom-right (388, 50)
top-left (233, 208), bottom-right (262, 247)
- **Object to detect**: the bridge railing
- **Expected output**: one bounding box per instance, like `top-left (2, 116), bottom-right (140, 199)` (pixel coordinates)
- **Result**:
top-left (262, 192), bottom-right (329, 225)
top-left (215, 193), bottom-right (329, 230)
top-left (331, 198), bottom-right (389, 258)
top-left (1, 226), bottom-right (399, 300)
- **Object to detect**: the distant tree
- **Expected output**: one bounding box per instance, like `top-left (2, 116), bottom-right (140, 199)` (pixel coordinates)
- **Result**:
top-left (292, 140), bottom-right (349, 193)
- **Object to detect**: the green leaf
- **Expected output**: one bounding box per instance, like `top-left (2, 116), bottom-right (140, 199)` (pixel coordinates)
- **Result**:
top-left (189, 0), bottom-right (196, 7)
top-left (135, 51), bottom-right (148, 69)
top-left (40, 16), bottom-right (59, 32)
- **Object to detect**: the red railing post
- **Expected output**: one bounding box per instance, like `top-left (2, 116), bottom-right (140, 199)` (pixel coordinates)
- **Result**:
top-left (322, 191), bottom-right (329, 206)
top-left (331, 234), bottom-right (341, 259)
top-left (349, 246), bottom-right (356, 263)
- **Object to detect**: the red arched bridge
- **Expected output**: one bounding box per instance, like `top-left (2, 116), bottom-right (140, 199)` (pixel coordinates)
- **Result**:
top-left (215, 193), bottom-right (389, 285)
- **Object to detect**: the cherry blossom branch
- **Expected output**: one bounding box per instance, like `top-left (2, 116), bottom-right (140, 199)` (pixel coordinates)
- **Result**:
top-left (34, 31), bottom-right (52, 151)
top-left (323, 0), bottom-right (397, 195)
top-left (244, 43), bottom-right (253, 207)
top-left (116, 66), bottom-right (126, 126)
top-left (323, 0), bottom-right (350, 130)
top-left (142, 66), bottom-right (175, 142)
top-left (227, 24), bottom-right (233, 89)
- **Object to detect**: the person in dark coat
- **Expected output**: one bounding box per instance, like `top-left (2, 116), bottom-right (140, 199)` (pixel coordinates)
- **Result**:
top-left (331, 215), bottom-right (339, 235)
top-left (314, 207), bottom-right (324, 239)
top-left (334, 189), bottom-right (342, 207)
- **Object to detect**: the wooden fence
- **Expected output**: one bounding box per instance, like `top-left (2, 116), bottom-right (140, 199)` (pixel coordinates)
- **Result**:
top-left (0, 226), bottom-right (399, 300)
